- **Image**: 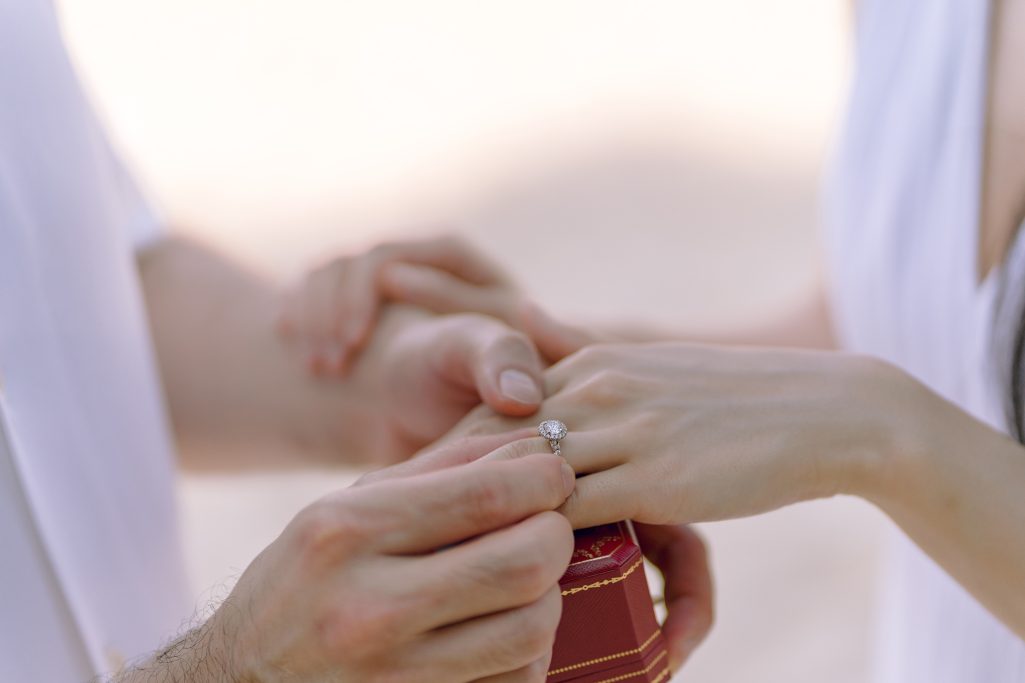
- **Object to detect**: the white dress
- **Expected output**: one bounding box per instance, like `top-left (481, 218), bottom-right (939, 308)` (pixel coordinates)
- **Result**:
top-left (825, 0), bottom-right (1025, 680)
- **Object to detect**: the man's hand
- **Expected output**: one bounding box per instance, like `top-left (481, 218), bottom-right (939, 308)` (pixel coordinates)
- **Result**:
top-left (140, 236), bottom-right (570, 467)
top-left (118, 438), bottom-right (576, 683)
top-left (470, 437), bottom-right (717, 671)
top-left (369, 311), bottom-right (548, 460)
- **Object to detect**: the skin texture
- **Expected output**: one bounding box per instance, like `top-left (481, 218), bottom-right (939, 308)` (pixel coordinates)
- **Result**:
top-left (978, 0), bottom-right (1025, 281)
top-left (280, 234), bottom-right (835, 367)
top-left (114, 438), bottom-right (576, 683)
top-left (447, 343), bottom-right (1025, 640)
top-left (299, 225), bottom-right (1025, 662)
top-left (137, 236), bottom-right (547, 468)
top-left (128, 235), bottom-right (712, 679)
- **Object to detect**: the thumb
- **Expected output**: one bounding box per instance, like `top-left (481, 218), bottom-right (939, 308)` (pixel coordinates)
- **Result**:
top-left (435, 314), bottom-right (546, 417)
top-left (519, 301), bottom-right (598, 362)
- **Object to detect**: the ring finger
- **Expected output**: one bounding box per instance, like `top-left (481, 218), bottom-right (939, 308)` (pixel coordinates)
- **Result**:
top-left (480, 430), bottom-right (630, 475)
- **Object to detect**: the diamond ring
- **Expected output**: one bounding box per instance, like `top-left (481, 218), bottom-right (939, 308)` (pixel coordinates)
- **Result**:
top-left (538, 419), bottom-right (568, 457)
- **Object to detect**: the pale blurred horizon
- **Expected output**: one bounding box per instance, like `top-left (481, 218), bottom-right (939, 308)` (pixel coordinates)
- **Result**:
top-left (55, 2), bottom-right (892, 681)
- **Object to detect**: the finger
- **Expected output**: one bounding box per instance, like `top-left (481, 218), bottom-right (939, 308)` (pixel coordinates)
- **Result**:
top-left (398, 510), bottom-right (572, 632)
top-left (635, 524), bottom-right (714, 669)
top-left (380, 233), bottom-right (512, 286)
top-left (399, 585), bottom-right (562, 682)
top-left (433, 314), bottom-right (545, 416)
top-left (520, 302), bottom-right (598, 363)
top-left (558, 466), bottom-right (642, 529)
top-left (380, 262), bottom-right (513, 321)
top-left (301, 266), bottom-right (345, 373)
top-left (355, 429), bottom-right (535, 487)
top-left (349, 453), bottom-right (575, 554)
top-left (480, 431), bottom-right (628, 475)
top-left (332, 256), bottom-right (381, 370)
top-left (472, 654), bottom-right (551, 683)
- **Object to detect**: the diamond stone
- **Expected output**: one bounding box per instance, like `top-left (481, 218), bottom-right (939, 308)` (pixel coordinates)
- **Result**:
top-left (538, 419), bottom-right (567, 441)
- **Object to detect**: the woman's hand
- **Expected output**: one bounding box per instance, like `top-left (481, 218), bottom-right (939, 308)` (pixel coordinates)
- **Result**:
top-left (278, 235), bottom-right (520, 373)
top-left (456, 342), bottom-right (908, 528)
top-left (633, 523), bottom-right (714, 670)
top-left (469, 426), bottom-right (717, 671)
top-left (277, 234), bottom-right (597, 373)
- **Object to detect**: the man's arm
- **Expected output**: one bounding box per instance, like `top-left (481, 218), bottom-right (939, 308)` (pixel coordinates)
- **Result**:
top-left (137, 235), bottom-right (547, 470)
top-left (137, 235), bottom-right (392, 469)
top-left (105, 440), bottom-right (576, 683)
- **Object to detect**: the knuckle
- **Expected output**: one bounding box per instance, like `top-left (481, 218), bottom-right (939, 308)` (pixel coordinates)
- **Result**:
top-left (490, 340), bottom-right (542, 370)
top-left (488, 327), bottom-right (534, 356)
top-left (290, 501), bottom-right (362, 565)
top-left (571, 369), bottom-right (629, 407)
top-left (498, 548), bottom-right (556, 601)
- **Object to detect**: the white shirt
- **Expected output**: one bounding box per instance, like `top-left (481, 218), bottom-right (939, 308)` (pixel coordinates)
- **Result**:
top-left (825, 0), bottom-right (1025, 680)
top-left (0, 1), bottom-right (191, 680)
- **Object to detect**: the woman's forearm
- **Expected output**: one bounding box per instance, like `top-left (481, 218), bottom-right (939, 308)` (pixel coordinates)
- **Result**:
top-left (851, 368), bottom-right (1025, 638)
top-left (456, 342), bottom-right (1025, 637)
top-left (609, 279), bottom-right (837, 350)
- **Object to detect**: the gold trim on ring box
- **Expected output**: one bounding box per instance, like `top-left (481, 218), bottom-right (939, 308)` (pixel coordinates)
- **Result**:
top-left (592, 650), bottom-right (669, 683)
top-left (561, 558), bottom-right (643, 597)
top-left (547, 629), bottom-right (662, 676)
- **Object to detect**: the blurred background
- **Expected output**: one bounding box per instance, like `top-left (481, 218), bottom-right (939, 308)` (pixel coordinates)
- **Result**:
top-left (56, 1), bottom-right (892, 680)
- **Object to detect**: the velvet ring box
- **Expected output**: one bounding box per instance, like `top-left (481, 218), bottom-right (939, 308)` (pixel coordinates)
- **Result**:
top-left (548, 521), bottom-right (671, 683)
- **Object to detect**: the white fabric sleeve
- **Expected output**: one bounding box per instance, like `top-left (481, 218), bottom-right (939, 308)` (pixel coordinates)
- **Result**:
top-left (101, 137), bottom-right (165, 251)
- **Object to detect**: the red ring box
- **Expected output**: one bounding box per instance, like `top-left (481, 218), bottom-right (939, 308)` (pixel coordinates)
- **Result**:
top-left (548, 521), bottom-right (671, 682)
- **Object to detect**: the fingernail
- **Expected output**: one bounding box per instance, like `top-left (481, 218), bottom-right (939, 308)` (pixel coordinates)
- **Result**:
top-left (499, 369), bottom-right (543, 404)
top-left (560, 462), bottom-right (576, 495)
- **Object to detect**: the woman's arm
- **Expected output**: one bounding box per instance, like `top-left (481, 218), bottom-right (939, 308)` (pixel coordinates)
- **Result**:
top-left (453, 343), bottom-right (1025, 639)
top-left (277, 234), bottom-right (838, 364)
top-left (531, 278), bottom-right (837, 352)
top-left (869, 377), bottom-right (1025, 638)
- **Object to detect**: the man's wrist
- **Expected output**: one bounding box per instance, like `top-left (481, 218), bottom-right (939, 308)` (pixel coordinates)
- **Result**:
top-left (113, 616), bottom-right (239, 683)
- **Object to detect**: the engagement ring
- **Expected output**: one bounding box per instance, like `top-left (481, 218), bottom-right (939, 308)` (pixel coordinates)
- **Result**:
top-left (538, 419), bottom-right (567, 457)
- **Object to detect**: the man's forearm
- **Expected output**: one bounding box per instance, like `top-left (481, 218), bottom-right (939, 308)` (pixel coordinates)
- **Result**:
top-left (108, 622), bottom-right (233, 683)
top-left (137, 235), bottom-right (404, 468)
